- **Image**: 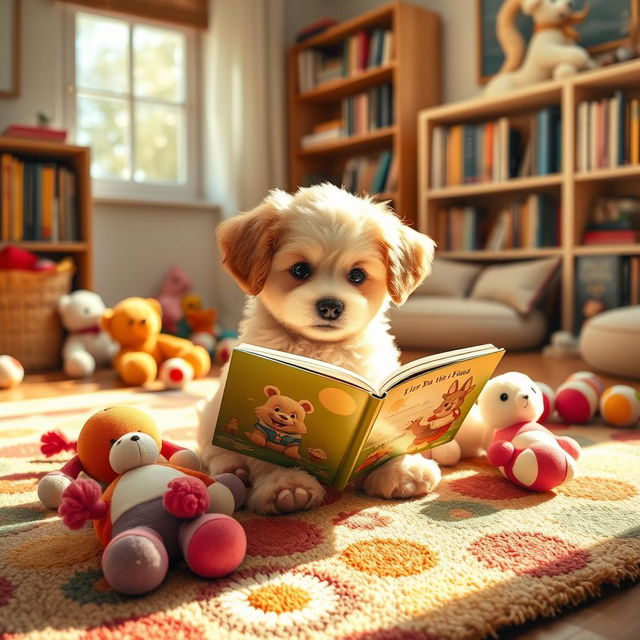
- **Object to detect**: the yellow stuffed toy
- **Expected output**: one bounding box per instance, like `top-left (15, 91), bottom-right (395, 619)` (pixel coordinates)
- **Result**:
top-left (101, 297), bottom-right (211, 386)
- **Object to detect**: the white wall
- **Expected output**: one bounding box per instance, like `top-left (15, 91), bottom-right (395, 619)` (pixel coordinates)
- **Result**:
top-left (0, 0), bottom-right (226, 318)
top-left (284, 0), bottom-right (481, 104)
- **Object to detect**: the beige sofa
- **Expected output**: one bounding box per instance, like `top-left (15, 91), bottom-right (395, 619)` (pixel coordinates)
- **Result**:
top-left (390, 257), bottom-right (560, 352)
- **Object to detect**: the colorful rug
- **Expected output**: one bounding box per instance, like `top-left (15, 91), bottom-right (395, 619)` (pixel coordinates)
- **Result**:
top-left (1, 381), bottom-right (640, 640)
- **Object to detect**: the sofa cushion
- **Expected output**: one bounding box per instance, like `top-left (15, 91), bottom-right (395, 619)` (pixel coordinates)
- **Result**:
top-left (469, 257), bottom-right (560, 315)
top-left (390, 296), bottom-right (547, 351)
top-left (579, 306), bottom-right (640, 380)
top-left (414, 259), bottom-right (483, 298)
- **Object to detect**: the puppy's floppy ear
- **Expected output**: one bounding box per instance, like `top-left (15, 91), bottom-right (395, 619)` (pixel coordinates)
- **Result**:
top-left (380, 221), bottom-right (435, 306)
top-left (216, 202), bottom-right (282, 295)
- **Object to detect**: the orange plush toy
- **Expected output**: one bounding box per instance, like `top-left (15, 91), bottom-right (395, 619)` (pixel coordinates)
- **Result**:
top-left (37, 406), bottom-right (202, 509)
top-left (101, 297), bottom-right (211, 386)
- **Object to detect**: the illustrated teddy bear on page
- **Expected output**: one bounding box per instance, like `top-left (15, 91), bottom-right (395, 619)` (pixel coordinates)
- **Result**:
top-left (409, 378), bottom-right (475, 447)
top-left (246, 386), bottom-right (314, 460)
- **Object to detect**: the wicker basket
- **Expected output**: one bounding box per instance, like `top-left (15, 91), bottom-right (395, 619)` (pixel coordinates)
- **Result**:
top-left (0, 258), bottom-right (75, 372)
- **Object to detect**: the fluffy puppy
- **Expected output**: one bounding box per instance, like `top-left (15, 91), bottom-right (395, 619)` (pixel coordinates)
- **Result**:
top-left (197, 184), bottom-right (441, 514)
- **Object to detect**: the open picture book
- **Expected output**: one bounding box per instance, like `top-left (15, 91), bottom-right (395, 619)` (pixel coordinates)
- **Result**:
top-left (212, 343), bottom-right (505, 489)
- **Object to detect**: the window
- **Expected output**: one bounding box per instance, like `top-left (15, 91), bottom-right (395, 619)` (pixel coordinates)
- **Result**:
top-left (65, 9), bottom-right (199, 199)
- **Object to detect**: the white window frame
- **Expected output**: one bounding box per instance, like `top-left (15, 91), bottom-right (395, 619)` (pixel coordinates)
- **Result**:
top-left (62, 5), bottom-right (201, 202)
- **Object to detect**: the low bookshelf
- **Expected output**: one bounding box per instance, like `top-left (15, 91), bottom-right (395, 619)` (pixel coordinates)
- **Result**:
top-left (0, 137), bottom-right (92, 290)
top-left (288, 1), bottom-right (441, 225)
top-left (418, 58), bottom-right (640, 333)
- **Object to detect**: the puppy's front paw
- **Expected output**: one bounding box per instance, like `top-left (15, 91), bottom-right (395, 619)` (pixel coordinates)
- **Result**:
top-left (247, 468), bottom-right (325, 514)
top-left (203, 449), bottom-right (251, 486)
top-left (362, 454), bottom-right (441, 499)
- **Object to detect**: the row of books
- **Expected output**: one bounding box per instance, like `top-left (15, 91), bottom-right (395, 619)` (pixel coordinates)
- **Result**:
top-left (582, 196), bottom-right (640, 245)
top-left (341, 151), bottom-right (398, 196)
top-left (0, 153), bottom-right (79, 243)
top-left (435, 194), bottom-right (560, 251)
top-left (297, 28), bottom-right (393, 94)
top-left (342, 84), bottom-right (393, 137)
top-left (576, 92), bottom-right (640, 172)
top-left (575, 255), bottom-right (640, 330)
top-left (430, 107), bottom-right (562, 188)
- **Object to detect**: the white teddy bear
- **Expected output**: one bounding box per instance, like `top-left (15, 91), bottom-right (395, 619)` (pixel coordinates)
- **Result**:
top-left (431, 371), bottom-right (545, 467)
top-left (58, 290), bottom-right (118, 378)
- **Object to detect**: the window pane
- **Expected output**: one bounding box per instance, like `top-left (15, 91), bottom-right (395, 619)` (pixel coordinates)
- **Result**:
top-left (134, 104), bottom-right (183, 183)
top-left (76, 13), bottom-right (129, 94)
top-left (133, 25), bottom-right (185, 102)
top-left (77, 95), bottom-right (130, 180)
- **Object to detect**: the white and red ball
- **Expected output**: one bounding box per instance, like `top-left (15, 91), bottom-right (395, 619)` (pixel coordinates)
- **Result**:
top-left (0, 355), bottom-right (24, 389)
top-left (555, 373), bottom-right (602, 424)
top-left (599, 385), bottom-right (640, 428)
top-left (534, 381), bottom-right (555, 423)
top-left (215, 337), bottom-right (239, 364)
top-left (158, 358), bottom-right (194, 389)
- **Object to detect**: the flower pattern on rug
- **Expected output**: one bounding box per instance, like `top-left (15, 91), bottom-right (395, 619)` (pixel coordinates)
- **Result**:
top-left (0, 386), bottom-right (639, 640)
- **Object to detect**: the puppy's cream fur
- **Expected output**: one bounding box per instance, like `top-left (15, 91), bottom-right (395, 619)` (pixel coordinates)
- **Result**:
top-left (197, 184), bottom-right (441, 514)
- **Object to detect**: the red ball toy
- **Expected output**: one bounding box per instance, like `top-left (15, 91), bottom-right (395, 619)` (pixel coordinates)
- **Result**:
top-left (555, 371), bottom-right (603, 424)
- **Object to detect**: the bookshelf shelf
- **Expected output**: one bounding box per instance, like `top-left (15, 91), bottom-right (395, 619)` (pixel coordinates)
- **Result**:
top-left (0, 137), bottom-right (92, 289)
top-left (288, 1), bottom-right (442, 226)
top-left (0, 241), bottom-right (89, 252)
top-left (427, 174), bottom-right (563, 200)
top-left (575, 164), bottom-right (640, 183)
top-left (573, 244), bottom-right (640, 256)
top-left (439, 248), bottom-right (562, 261)
top-left (419, 58), bottom-right (640, 332)
top-left (297, 127), bottom-right (397, 157)
top-left (298, 64), bottom-right (396, 103)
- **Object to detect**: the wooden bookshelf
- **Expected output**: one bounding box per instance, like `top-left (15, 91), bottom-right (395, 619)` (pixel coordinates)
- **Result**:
top-left (0, 137), bottom-right (92, 289)
top-left (419, 58), bottom-right (640, 333)
top-left (288, 1), bottom-right (442, 225)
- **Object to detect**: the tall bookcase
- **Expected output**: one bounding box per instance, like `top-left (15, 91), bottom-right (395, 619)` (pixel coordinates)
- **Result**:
top-left (0, 137), bottom-right (92, 290)
top-left (288, 1), bottom-right (441, 226)
top-left (418, 58), bottom-right (640, 333)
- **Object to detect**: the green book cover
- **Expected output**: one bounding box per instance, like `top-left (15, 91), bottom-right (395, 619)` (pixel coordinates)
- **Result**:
top-left (213, 343), bottom-right (504, 489)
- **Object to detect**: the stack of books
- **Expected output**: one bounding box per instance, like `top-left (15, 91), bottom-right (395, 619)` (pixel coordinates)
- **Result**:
top-left (430, 106), bottom-right (561, 188)
top-left (576, 91), bottom-right (640, 172)
top-left (0, 153), bottom-right (79, 242)
top-left (575, 255), bottom-right (640, 330)
top-left (436, 193), bottom-right (560, 251)
top-left (297, 28), bottom-right (393, 94)
top-left (582, 196), bottom-right (640, 245)
top-left (301, 119), bottom-right (345, 149)
top-left (342, 84), bottom-right (393, 136)
top-left (342, 151), bottom-right (397, 196)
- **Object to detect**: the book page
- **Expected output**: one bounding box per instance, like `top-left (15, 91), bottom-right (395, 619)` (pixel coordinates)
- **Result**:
top-left (236, 344), bottom-right (377, 393)
top-left (347, 349), bottom-right (504, 483)
top-left (213, 349), bottom-right (373, 487)
top-left (378, 344), bottom-right (499, 393)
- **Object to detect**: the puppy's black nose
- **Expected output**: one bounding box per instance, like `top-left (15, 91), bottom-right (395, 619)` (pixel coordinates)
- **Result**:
top-left (522, 395), bottom-right (529, 400)
top-left (130, 435), bottom-right (140, 441)
top-left (316, 298), bottom-right (344, 320)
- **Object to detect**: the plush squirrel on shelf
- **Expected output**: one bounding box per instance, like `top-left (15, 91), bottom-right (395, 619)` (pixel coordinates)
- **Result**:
top-left (37, 406), bottom-right (203, 509)
top-left (56, 406), bottom-right (247, 595)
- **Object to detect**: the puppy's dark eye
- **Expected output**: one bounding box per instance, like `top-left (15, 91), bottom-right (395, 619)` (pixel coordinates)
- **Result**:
top-left (347, 268), bottom-right (366, 284)
top-left (290, 413), bottom-right (296, 419)
top-left (291, 262), bottom-right (312, 280)
top-left (500, 393), bottom-right (509, 402)
top-left (274, 406), bottom-right (280, 412)
top-left (531, 386), bottom-right (537, 393)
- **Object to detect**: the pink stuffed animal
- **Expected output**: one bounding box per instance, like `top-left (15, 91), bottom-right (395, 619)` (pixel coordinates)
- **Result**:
top-left (157, 266), bottom-right (193, 334)
top-left (482, 372), bottom-right (581, 491)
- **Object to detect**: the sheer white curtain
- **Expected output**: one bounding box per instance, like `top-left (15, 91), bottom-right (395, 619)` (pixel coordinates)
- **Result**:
top-left (203, 0), bottom-right (286, 213)
top-left (203, 0), bottom-right (286, 327)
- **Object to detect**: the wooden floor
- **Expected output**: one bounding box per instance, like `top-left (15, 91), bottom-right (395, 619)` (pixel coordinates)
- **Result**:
top-left (1, 350), bottom-right (639, 639)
